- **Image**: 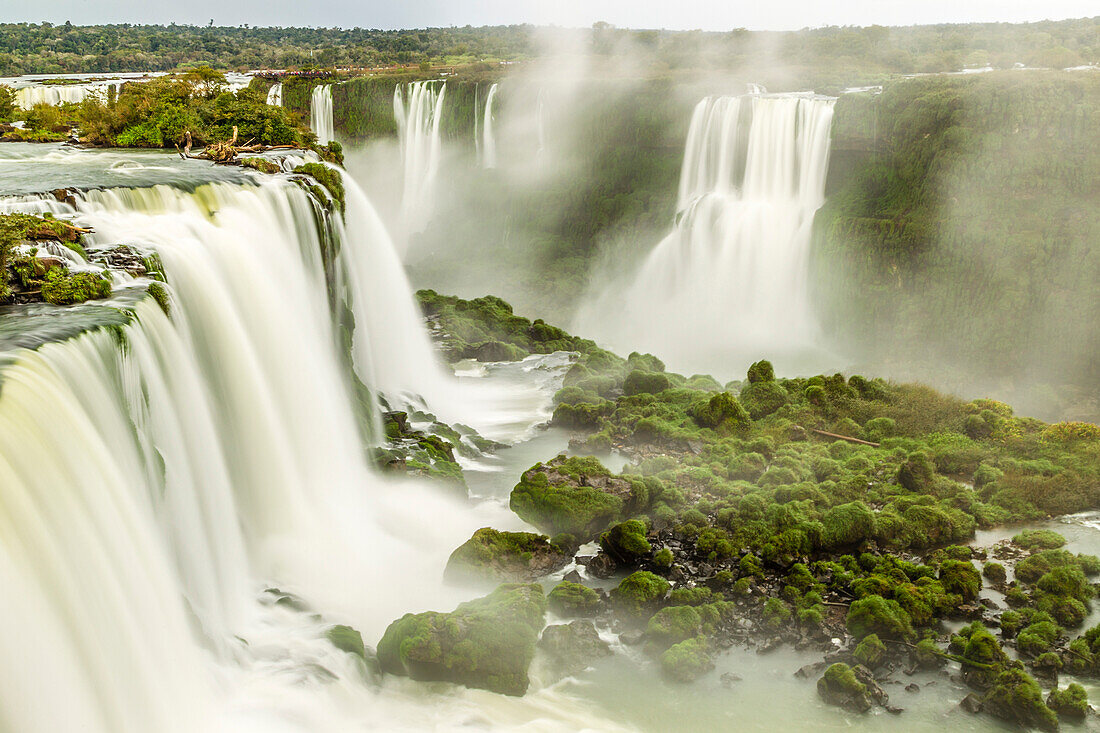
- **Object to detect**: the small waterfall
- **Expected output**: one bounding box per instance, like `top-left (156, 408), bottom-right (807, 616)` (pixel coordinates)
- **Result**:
top-left (15, 83), bottom-right (99, 109)
top-left (394, 80), bottom-right (446, 232)
top-left (481, 83), bottom-right (499, 169)
top-left (266, 82), bottom-right (283, 107)
top-left (578, 94), bottom-right (836, 377)
top-left (310, 85), bottom-right (334, 145)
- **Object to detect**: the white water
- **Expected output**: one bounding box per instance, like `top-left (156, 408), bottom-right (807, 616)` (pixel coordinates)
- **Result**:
top-left (480, 83), bottom-right (500, 169)
top-left (14, 82), bottom-right (120, 109)
top-left (266, 82), bottom-right (283, 107)
top-left (310, 85), bottom-right (334, 145)
top-left (394, 80), bottom-right (446, 233)
top-left (577, 94), bottom-right (836, 378)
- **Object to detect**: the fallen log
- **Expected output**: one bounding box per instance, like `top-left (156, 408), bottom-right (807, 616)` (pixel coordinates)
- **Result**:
top-left (800, 427), bottom-right (880, 448)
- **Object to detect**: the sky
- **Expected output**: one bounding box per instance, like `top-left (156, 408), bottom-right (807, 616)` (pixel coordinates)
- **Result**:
top-left (0, 0), bottom-right (1096, 30)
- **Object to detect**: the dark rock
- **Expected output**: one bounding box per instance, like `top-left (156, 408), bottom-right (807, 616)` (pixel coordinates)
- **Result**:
top-left (538, 620), bottom-right (612, 675)
top-left (795, 662), bottom-right (828, 679)
top-left (817, 663), bottom-right (874, 713)
top-left (720, 672), bottom-right (742, 688)
top-left (905, 683), bottom-right (920, 693)
top-left (563, 569), bottom-right (583, 584)
top-left (960, 692), bottom-right (984, 713)
top-left (619, 630), bottom-right (645, 646)
top-left (853, 664), bottom-right (889, 707)
top-left (587, 552), bottom-right (618, 579)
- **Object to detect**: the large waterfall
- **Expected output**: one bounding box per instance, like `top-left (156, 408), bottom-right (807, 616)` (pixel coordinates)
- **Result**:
top-left (394, 80), bottom-right (446, 232)
top-left (14, 82), bottom-right (120, 109)
top-left (266, 82), bottom-right (283, 107)
top-left (0, 166), bottom-right (586, 731)
top-left (310, 85), bottom-right (334, 145)
top-left (577, 94), bottom-right (836, 378)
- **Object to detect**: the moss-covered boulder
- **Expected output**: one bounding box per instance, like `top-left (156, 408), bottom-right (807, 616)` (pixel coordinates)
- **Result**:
top-left (444, 528), bottom-right (571, 585)
top-left (961, 626), bottom-right (1009, 690)
top-left (610, 571), bottom-right (670, 619)
top-left (599, 519), bottom-right (652, 566)
top-left (854, 633), bottom-right (886, 669)
top-left (510, 455), bottom-right (648, 538)
top-left (1013, 530), bottom-right (1067, 551)
top-left (646, 605), bottom-right (704, 649)
top-left (377, 583), bottom-right (547, 696)
top-left (623, 370), bottom-right (671, 396)
top-left (547, 580), bottom-right (601, 617)
top-left (1047, 683), bottom-right (1089, 721)
top-left (817, 662), bottom-right (874, 713)
top-left (981, 668), bottom-right (1059, 732)
top-left (688, 392), bottom-right (750, 434)
top-left (739, 380), bottom-right (789, 420)
top-left (846, 595), bottom-right (914, 640)
top-left (660, 636), bottom-right (713, 682)
top-left (939, 560), bottom-right (981, 602)
top-left (537, 620), bottom-right (611, 676)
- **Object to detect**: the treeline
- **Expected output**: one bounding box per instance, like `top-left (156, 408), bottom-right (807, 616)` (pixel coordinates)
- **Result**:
top-left (0, 24), bottom-right (531, 75)
top-left (0, 17), bottom-right (1095, 80)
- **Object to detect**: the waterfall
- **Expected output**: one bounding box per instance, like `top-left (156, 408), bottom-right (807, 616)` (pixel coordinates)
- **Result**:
top-left (481, 83), bottom-right (499, 169)
top-left (577, 94), bottom-right (836, 378)
top-left (0, 174), bottom-right (553, 730)
top-left (15, 83), bottom-right (100, 109)
top-left (394, 80), bottom-right (446, 232)
top-left (310, 85), bottom-right (334, 145)
top-left (266, 82), bottom-right (283, 107)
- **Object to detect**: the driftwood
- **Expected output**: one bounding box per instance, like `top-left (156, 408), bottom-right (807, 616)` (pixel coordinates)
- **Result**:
top-left (800, 426), bottom-right (881, 448)
top-left (176, 127), bottom-right (304, 165)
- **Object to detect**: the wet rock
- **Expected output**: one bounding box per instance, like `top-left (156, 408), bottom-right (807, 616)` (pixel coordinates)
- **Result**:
top-left (587, 552), bottom-right (618, 579)
top-left (795, 661), bottom-right (828, 679)
top-left (817, 663), bottom-right (874, 713)
top-left (445, 528), bottom-right (571, 585)
top-left (538, 620), bottom-right (612, 676)
top-left (885, 705), bottom-right (904, 714)
top-left (378, 584), bottom-right (546, 697)
top-left (563, 569), bottom-right (583, 584)
top-left (720, 672), bottom-right (742, 688)
top-left (960, 692), bottom-right (984, 714)
top-left (905, 683), bottom-right (920, 693)
top-left (619, 630), bottom-right (645, 646)
top-left (853, 664), bottom-right (889, 707)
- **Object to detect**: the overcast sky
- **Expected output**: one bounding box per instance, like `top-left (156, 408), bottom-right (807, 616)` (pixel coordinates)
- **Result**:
top-left (1, 0), bottom-right (1096, 31)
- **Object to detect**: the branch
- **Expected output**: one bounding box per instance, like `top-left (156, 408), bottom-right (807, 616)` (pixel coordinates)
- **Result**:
top-left (801, 427), bottom-right (881, 447)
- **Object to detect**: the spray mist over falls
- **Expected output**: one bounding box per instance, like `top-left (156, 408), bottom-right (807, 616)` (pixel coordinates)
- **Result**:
top-left (394, 80), bottom-right (446, 234)
top-left (476, 83), bottom-right (500, 169)
top-left (310, 85), bottom-right (334, 145)
top-left (577, 93), bottom-right (836, 379)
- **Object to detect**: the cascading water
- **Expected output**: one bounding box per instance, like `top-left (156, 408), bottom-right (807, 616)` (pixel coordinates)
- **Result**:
top-left (266, 82), bottom-right (283, 107)
top-left (480, 83), bottom-right (499, 169)
top-left (310, 85), bottom-right (334, 145)
top-left (15, 83), bottom-right (100, 108)
top-left (576, 93), bottom-right (836, 378)
top-left (394, 80), bottom-right (446, 233)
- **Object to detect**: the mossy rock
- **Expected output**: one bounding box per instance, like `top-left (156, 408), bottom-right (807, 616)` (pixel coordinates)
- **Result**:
top-left (445, 527), bottom-right (571, 585)
top-left (846, 595), bottom-right (914, 640)
top-left (854, 634), bottom-right (886, 669)
top-left (599, 519), bottom-right (652, 566)
top-left (1047, 683), bottom-right (1089, 721)
top-left (817, 662), bottom-right (873, 713)
top-left (548, 580), bottom-right (601, 618)
top-left (510, 455), bottom-right (646, 538)
top-left (377, 583), bottom-right (547, 696)
top-left (623, 369), bottom-right (671, 396)
top-left (610, 571), bottom-right (670, 619)
top-left (981, 668), bottom-right (1059, 732)
top-left (739, 380), bottom-right (789, 420)
top-left (1013, 530), bottom-right (1067, 551)
top-left (660, 636), bottom-right (713, 683)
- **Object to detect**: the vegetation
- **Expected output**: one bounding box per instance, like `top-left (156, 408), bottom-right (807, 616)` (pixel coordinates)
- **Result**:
top-left (444, 528), bottom-right (569, 584)
top-left (376, 583), bottom-right (546, 696)
top-left (1, 212), bottom-right (109, 305)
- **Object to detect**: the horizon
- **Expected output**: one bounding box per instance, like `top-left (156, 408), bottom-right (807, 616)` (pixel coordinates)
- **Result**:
top-left (0, 1), bottom-right (1097, 33)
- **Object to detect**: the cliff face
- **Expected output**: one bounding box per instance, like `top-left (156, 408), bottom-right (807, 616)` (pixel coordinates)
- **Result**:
top-left (814, 71), bottom-right (1100, 420)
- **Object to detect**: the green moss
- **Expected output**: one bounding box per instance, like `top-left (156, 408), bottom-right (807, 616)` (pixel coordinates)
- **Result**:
top-left (41, 269), bottom-right (112, 305)
top-left (854, 633), bottom-right (886, 668)
top-left (376, 583), bottom-right (546, 696)
top-left (981, 668), bottom-right (1058, 732)
top-left (846, 595), bottom-right (914, 640)
top-left (739, 380), bottom-right (789, 420)
top-left (294, 162), bottom-right (345, 213)
top-left (1047, 683), bottom-right (1089, 720)
top-left (659, 636), bottom-right (713, 683)
top-left (623, 370), bottom-right (671, 396)
top-left (326, 624), bottom-right (367, 660)
top-left (646, 605), bottom-right (704, 649)
top-left (654, 547), bottom-right (674, 567)
top-left (599, 519), bottom-right (651, 565)
top-left (1013, 529), bottom-right (1067, 550)
top-left (445, 528), bottom-right (569, 584)
top-left (510, 456), bottom-right (643, 538)
top-left (688, 392), bottom-right (750, 435)
top-left (547, 581), bottom-right (601, 618)
top-left (982, 562), bottom-right (1007, 584)
top-left (240, 156), bottom-right (281, 174)
top-left (939, 560), bottom-right (981, 602)
top-left (610, 571), bottom-right (670, 618)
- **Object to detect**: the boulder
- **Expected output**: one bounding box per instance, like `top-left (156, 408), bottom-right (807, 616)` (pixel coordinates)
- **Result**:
top-left (981, 669), bottom-right (1058, 732)
top-left (547, 580), bottom-right (601, 618)
top-left (538, 620), bottom-right (611, 675)
top-left (444, 528), bottom-right (570, 585)
top-left (817, 663), bottom-right (874, 713)
top-left (377, 583), bottom-right (547, 696)
top-left (599, 519), bottom-right (652, 566)
top-left (660, 637), bottom-right (714, 683)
